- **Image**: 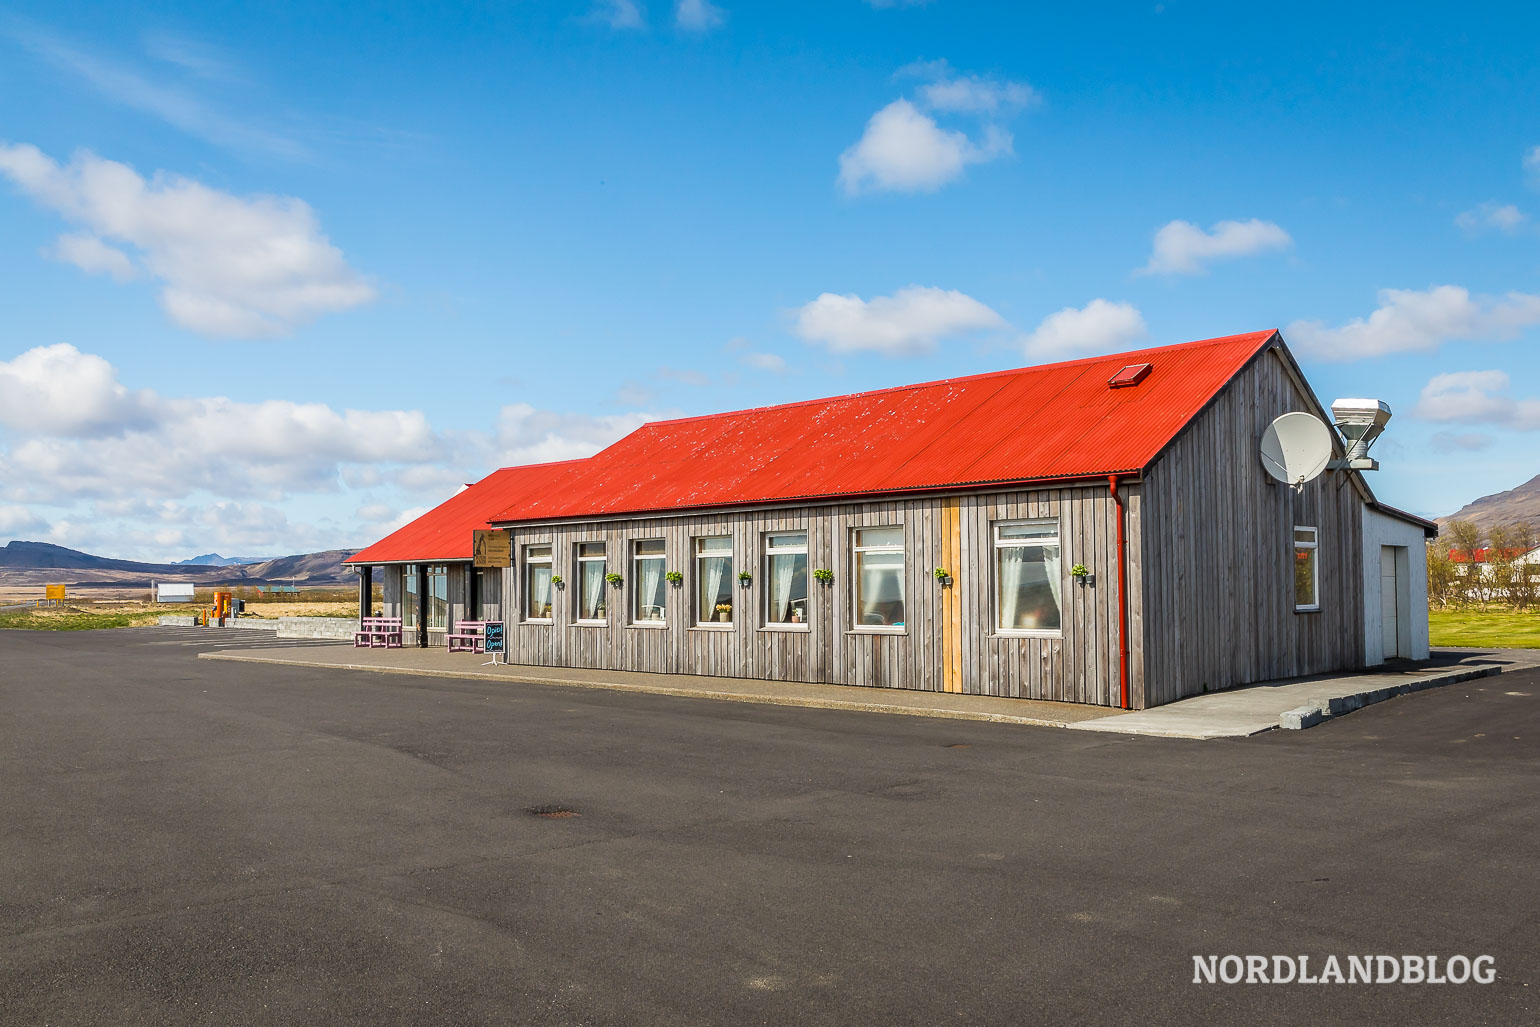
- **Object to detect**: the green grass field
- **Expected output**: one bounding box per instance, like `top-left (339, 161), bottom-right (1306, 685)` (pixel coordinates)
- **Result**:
top-left (0, 609), bottom-right (160, 631)
top-left (1429, 609), bottom-right (1540, 649)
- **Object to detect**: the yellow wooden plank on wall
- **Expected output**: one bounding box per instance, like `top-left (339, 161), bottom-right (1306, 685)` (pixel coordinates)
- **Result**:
top-left (942, 496), bottom-right (963, 693)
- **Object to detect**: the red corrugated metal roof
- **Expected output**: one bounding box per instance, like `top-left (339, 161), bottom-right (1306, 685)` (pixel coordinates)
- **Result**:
top-left (345, 460), bottom-right (585, 564)
top-left (490, 330), bottom-right (1280, 525)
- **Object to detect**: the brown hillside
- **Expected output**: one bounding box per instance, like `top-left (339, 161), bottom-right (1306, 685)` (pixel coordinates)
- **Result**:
top-left (1438, 473), bottom-right (1540, 534)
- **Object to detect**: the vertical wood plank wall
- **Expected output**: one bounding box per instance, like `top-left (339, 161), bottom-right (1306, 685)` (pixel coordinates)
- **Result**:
top-left (1138, 345), bottom-right (1366, 706)
top-left (468, 483), bottom-right (1142, 706)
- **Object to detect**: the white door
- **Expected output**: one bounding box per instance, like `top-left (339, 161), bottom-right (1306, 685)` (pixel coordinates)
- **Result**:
top-left (1380, 546), bottom-right (1400, 660)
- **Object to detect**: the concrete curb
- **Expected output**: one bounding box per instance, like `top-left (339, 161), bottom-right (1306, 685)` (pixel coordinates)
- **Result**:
top-left (197, 651), bottom-right (1089, 729)
top-left (156, 616), bottom-right (279, 631)
top-left (1279, 664), bottom-right (1504, 730)
top-left (275, 617), bottom-right (355, 641)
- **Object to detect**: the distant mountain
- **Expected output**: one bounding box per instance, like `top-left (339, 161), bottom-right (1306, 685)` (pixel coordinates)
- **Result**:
top-left (173, 553), bottom-right (265, 566)
top-left (1439, 473), bottom-right (1540, 534)
top-left (0, 541), bottom-right (368, 586)
top-left (0, 540), bottom-right (169, 573)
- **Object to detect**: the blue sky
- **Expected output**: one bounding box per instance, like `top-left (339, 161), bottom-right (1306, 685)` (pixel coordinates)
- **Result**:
top-left (2, 0), bottom-right (1539, 560)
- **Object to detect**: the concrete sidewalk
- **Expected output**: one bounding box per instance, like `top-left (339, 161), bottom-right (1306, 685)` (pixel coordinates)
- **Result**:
top-left (198, 644), bottom-right (1121, 728)
top-left (1071, 657), bottom-right (1506, 739)
top-left (199, 643), bottom-right (1515, 738)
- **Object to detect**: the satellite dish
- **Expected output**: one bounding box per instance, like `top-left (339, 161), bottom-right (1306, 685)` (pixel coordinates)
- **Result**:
top-left (1260, 412), bottom-right (1333, 488)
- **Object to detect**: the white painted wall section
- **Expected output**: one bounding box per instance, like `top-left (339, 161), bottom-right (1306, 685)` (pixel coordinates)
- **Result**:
top-left (1361, 507), bottom-right (1430, 664)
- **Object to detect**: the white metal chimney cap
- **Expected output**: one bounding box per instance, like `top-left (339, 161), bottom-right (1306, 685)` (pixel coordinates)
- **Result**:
top-left (1330, 398), bottom-right (1392, 427)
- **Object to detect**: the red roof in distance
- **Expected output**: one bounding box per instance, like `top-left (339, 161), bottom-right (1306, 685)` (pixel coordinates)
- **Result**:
top-left (345, 460), bottom-right (584, 565)
top-left (489, 330), bottom-right (1280, 525)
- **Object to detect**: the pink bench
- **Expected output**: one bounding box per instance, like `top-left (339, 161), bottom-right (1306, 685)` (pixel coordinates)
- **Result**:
top-left (355, 616), bottom-right (403, 648)
top-left (447, 620), bottom-right (489, 653)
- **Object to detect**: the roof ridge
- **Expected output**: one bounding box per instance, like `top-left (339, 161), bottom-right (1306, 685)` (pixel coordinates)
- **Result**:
top-left (638, 330), bottom-right (1277, 429)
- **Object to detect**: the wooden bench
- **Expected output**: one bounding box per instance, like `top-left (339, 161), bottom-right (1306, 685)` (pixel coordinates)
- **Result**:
top-left (355, 616), bottom-right (403, 648)
top-left (447, 620), bottom-right (490, 653)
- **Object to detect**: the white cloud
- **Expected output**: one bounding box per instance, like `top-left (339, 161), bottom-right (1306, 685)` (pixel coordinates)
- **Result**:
top-left (47, 232), bottom-right (139, 281)
top-left (916, 74), bottom-right (1038, 114)
top-left (839, 100), bottom-right (1009, 194)
top-left (658, 366), bottom-right (712, 386)
top-left (1413, 370), bottom-right (1540, 430)
top-left (9, 26), bottom-right (303, 160)
top-left (1139, 218), bottom-right (1292, 275)
top-left (1023, 299), bottom-right (1147, 360)
top-left (675, 0), bottom-right (724, 31)
top-left (793, 284), bottom-right (1007, 356)
top-left (495, 404), bottom-right (657, 464)
top-left (1455, 202), bottom-right (1528, 236)
top-left (0, 144), bottom-right (375, 338)
top-left (742, 351), bottom-right (788, 373)
top-left (1430, 430), bottom-right (1495, 453)
top-left (838, 60), bottom-right (1035, 196)
top-left (590, 0), bottom-right (645, 29)
top-left (0, 504), bottom-right (48, 539)
top-left (0, 344), bottom-right (160, 437)
top-left (1287, 285), bottom-right (1540, 361)
top-left (612, 380), bottom-right (658, 406)
top-left (0, 343), bottom-right (663, 560)
top-left (142, 32), bottom-right (243, 83)
top-left (0, 344), bottom-right (429, 501)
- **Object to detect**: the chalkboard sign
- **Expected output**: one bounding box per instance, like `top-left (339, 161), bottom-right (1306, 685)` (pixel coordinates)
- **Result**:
top-left (483, 621), bottom-right (505, 654)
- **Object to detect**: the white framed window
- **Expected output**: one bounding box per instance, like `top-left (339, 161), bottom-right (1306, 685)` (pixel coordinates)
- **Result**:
top-left (764, 531), bottom-right (808, 627)
top-left (427, 564), bottom-right (450, 630)
top-left (994, 520), bottom-right (1061, 635)
top-left (1294, 526), bottom-right (1319, 611)
top-left (695, 536), bottom-right (734, 626)
top-left (632, 539), bottom-right (667, 624)
top-left (853, 526), bottom-right (905, 631)
top-left (576, 542), bottom-right (607, 623)
top-left (524, 545), bottom-right (553, 622)
top-left (402, 564), bottom-right (419, 629)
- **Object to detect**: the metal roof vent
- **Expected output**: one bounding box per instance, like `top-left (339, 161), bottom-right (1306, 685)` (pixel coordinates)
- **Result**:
top-left (1328, 398), bottom-right (1391, 471)
top-left (1108, 363), bottom-right (1152, 388)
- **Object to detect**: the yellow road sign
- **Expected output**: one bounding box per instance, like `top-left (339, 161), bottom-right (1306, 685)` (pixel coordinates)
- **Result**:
top-left (45, 584), bottom-right (66, 601)
top-left (473, 529), bottom-right (511, 568)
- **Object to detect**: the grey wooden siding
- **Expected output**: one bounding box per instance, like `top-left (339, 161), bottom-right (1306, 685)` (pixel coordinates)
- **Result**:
top-left (1137, 344), bottom-right (1366, 706)
top-left (494, 483), bottom-right (1140, 705)
top-left (382, 567), bottom-right (402, 618)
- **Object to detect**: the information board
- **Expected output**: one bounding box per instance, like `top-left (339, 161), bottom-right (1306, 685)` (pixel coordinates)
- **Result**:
top-left (473, 530), bottom-right (512, 568)
top-left (483, 621), bottom-right (505, 654)
top-left (45, 584), bottom-right (66, 601)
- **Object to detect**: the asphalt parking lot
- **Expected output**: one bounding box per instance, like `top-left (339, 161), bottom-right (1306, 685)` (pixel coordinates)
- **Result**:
top-left (2, 627), bottom-right (1535, 1025)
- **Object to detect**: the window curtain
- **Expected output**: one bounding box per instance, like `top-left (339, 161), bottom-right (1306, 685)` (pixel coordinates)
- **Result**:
top-left (770, 554), bottom-right (795, 621)
top-left (580, 562), bottom-right (605, 619)
top-left (429, 567), bottom-right (449, 629)
top-left (858, 552), bottom-right (903, 625)
top-left (638, 558), bottom-right (665, 620)
top-left (1042, 545), bottom-right (1061, 625)
top-left (402, 567), bottom-right (418, 628)
top-left (998, 546), bottom-right (1027, 629)
top-left (702, 556), bottom-right (728, 621)
top-left (529, 565), bottom-right (552, 618)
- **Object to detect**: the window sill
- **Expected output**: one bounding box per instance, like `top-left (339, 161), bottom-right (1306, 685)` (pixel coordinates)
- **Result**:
top-left (847, 627), bottom-right (907, 636)
top-left (1294, 605), bottom-right (1321, 614)
top-left (628, 622), bottom-right (669, 630)
top-left (521, 619), bottom-right (554, 626)
top-left (993, 630), bottom-right (1063, 640)
top-left (571, 620), bottom-right (607, 627)
top-left (759, 624), bottom-right (809, 633)
top-left (690, 624), bottom-right (735, 631)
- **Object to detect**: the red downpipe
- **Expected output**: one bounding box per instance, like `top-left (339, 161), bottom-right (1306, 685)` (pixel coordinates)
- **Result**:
top-left (1109, 474), bottom-right (1131, 710)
